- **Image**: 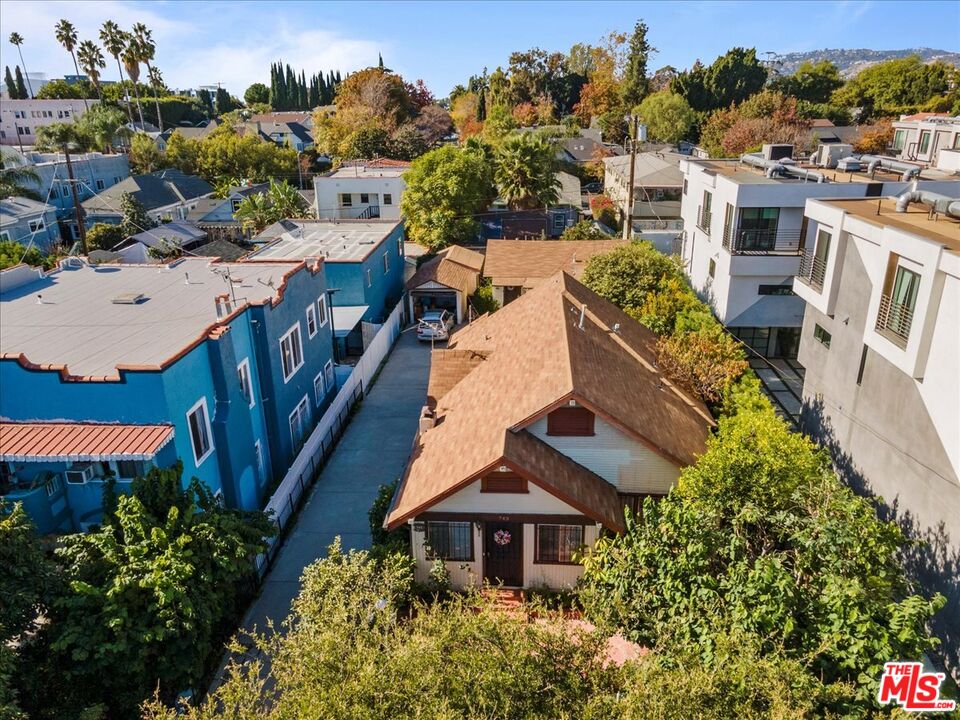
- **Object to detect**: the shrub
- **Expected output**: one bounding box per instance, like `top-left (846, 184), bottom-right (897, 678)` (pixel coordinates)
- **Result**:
top-left (561, 220), bottom-right (609, 241)
top-left (655, 324), bottom-right (748, 404)
top-left (589, 193), bottom-right (617, 227)
top-left (470, 280), bottom-right (500, 315)
top-left (85, 223), bottom-right (126, 251)
top-left (580, 241), bottom-right (683, 317)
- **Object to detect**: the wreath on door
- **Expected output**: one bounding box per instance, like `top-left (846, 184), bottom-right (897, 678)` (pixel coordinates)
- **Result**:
top-left (493, 529), bottom-right (512, 546)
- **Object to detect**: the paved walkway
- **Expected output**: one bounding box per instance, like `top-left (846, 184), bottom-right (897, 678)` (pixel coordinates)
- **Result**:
top-left (242, 330), bottom-right (430, 632)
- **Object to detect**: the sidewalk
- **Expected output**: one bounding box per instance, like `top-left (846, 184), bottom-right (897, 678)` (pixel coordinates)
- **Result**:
top-left (241, 330), bottom-right (430, 632)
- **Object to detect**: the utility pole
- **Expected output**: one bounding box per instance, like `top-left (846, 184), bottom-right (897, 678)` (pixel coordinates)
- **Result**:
top-left (64, 152), bottom-right (88, 254)
top-left (622, 114), bottom-right (639, 240)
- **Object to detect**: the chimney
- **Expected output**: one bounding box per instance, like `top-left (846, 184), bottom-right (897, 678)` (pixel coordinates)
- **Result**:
top-left (418, 405), bottom-right (435, 433)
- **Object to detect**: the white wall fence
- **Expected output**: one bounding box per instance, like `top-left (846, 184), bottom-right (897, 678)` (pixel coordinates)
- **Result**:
top-left (253, 299), bottom-right (405, 577)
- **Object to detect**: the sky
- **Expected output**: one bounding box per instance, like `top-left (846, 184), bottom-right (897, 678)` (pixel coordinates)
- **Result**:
top-left (0, 0), bottom-right (957, 99)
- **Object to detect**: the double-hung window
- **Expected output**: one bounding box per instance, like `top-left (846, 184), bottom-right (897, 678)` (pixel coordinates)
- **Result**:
top-left (382, 252), bottom-right (389, 274)
top-left (424, 521), bottom-right (473, 561)
top-left (279, 323), bottom-right (304, 381)
top-left (306, 305), bottom-right (318, 337)
top-left (360, 193), bottom-right (370, 204)
top-left (317, 294), bottom-right (328, 327)
top-left (289, 395), bottom-right (310, 449)
top-left (28, 219), bottom-right (45, 232)
top-left (324, 359), bottom-right (335, 390)
top-left (366, 268), bottom-right (373, 287)
top-left (340, 193), bottom-right (353, 207)
top-left (383, 193), bottom-right (393, 205)
top-left (313, 371), bottom-right (325, 406)
top-left (237, 358), bottom-right (255, 408)
top-left (535, 524), bottom-right (584, 564)
top-left (187, 398), bottom-right (214, 466)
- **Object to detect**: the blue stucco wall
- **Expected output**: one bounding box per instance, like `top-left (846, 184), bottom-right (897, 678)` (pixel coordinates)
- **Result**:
top-left (324, 222), bottom-right (405, 323)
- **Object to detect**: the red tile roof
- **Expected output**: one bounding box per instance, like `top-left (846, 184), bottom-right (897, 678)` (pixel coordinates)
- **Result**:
top-left (0, 422), bottom-right (174, 462)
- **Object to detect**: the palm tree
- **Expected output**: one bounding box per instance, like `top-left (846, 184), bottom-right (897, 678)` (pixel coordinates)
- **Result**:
top-left (99, 21), bottom-right (133, 125)
top-left (494, 133), bottom-right (561, 210)
top-left (131, 23), bottom-right (163, 132)
top-left (8, 32), bottom-right (33, 97)
top-left (0, 148), bottom-right (41, 200)
top-left (34, 124), bottom-right (91, 252)
top-left (54, 19), bottom-right (88, 110)
top-left (268, 179), bottom-right (310, 218)
top-left (121, 37), bottom-right (145, 128)
top-left (234, 192), bottom-right (274, 234)
top-left (77, 40), bottom-right (106, 101)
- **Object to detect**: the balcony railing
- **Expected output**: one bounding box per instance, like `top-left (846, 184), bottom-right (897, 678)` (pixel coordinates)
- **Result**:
top-left (356, 204), bottom-right (381, 220)
top-left (697, 208), bottom-right (712, 234)
top-left (796, 248), bottom-right (827, 290)
top-left (874, 293), bottom-right (914, 348)
top-left (722, 226), bottom-right (804, 255)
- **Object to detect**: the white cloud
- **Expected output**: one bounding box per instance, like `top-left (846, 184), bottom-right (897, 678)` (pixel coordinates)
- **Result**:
top-left (0, 1), bottom-right (387, 95)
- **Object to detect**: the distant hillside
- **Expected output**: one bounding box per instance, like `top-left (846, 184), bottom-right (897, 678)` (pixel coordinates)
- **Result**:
top-left (773, 48), bottom-right (960, 78)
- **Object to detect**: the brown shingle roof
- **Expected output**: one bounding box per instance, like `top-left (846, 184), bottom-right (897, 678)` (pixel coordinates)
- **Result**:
top-left (386, 272), bottom-right (713, 531)
top-left (483, 240), bottom-right (625, 288)
top-left (406, 246), bottom-right (485, 294)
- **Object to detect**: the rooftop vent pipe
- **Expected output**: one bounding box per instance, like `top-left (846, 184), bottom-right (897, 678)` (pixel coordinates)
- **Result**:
top-left (895, 187), bottom-right (960, 218)
top-left (741, 153), bottom-right (828, 183)
top-left (859, 155), bottom-right (922, 182)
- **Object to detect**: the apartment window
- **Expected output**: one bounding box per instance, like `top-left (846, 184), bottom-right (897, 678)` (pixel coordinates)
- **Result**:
top-left (237, 358), bottom-right (255, 408)
top-left (231, 199), bottom-right (242, 213)
top-left (187, 398), bottom-right (214, 466)
top-left (383, 193), bottom-right (393, 205)
top-left (60, 185), bottom-right (70, 198)
top-left (397, 235), bottom-right (403, 257)
top-left (0, 231), bottom-right (9, 242)
top-left (339, 193), bottom-right (352, 207)
top-left (64, 110), bottom-right (70, 117)
top-left (698, 190), bottom-right (712, 234)
top-left (45, 474), bottom-right (63, 497)
top-left (360, 193), bottom-right (370, 204)
top-left (18, 126), bottom-right (30, 135)
top-left (289, 395), bottom-right (311, 449)
top-left (813, 324), bottom-right (832, 348)
top-left (536, 524), bottom-right (584, 564)
top-left (553, 214), bottom-right (566, 231)
top-left (918, 131), bottom-right (932, 155)
top-left (279, 323), bottom-right (304, 381)
top-left (481, 470), bottom-right (528, 493)
top-left (547, 406), bottom-right (595, 436)
top-left (366, 268), bottom-right (372, 287)
top-left (306, 305), bottom-right (318, 337)
top-left (313, 371), bottom-right (325, 406)
top-left (28, 219), bottom-right (45, 232)
top-left (317, 294), bottom-right (328, 326)
top-left (892, 130), bottom-right (906, 151)
top-left (878, 263), bottom-right (920, 345)
top-left (682, 179), bottom-right (687, 195)
top-left (116, 460), bottom-right (145, 479)
top-left (95, 178), bottom-right (105, 190)
top-left (382, 252), bottom-right (389, 274)
top-left (113, 176), bottom-right (122, 184)
top-left (856, 345), bottom-right (868, 386)
top-left (424, 521), bottom-right (473, 561)
top-left (738, 207), bottom-right (780, 251)
top-left (758, 284), bottom-right (794, 296)
top-left (708, 258), bottom-right (716, 278)
top-left (324, 359), bottom-right (335, 390)
top-left (733, 327), bottom-right (770, 356)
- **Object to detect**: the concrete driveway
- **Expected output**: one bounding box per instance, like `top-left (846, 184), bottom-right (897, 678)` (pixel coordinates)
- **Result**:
top-left (241, 329), bottom-right (429, 632)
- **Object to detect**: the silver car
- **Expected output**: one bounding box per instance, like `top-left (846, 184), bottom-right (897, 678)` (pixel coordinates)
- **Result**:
top-left (417, 309), bottom-right (454, 341)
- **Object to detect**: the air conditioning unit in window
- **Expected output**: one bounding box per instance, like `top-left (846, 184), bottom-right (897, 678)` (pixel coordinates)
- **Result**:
top-left (65, 463), bottom-right (94, 484)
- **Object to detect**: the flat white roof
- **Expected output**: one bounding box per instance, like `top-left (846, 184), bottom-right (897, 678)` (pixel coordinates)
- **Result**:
top-left (248, 221), bottom-right (400, 263)
top-left (331, 305), bottom-right (368, 336)
top-left (0, 258), bottom-right (303, 378)
top-left (325, 166), bottom-right (407, 179)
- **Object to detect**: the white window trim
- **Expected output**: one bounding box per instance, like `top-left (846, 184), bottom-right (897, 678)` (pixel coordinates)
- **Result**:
top-left (313, 370), bottom-right (325, 406)
top-left (237, 357), bottom-right (255, 409)
top-left (317, 294), bottom-right (329, 327)
top-left (289, 394), bottom-right (310, 447)
top-left (366, 268), bottom-right (372, 287)
top-left (383, 252), bottom-right (389, 274)
top-left (279, 323), bottom-right (305, 383)
top-left (306, 304), bottom-right (318, 338)
top-left (186, 397), bottom-right (214, 467)
top-left (324, 359), bottom-right (335, 391)
top-left (254, 439), bottom-right (264, 479)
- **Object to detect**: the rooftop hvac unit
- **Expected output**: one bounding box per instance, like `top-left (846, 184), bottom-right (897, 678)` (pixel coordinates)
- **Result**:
top-left (762, 144), bottom-right (794, 161)
top-left (837, 156), bottom-right (862, 172)
top-left (815, 143), bottom-right (854, 168)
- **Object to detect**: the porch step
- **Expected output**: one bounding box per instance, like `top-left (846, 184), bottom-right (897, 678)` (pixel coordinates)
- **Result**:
top-left (482, 587), bottom-right (525, 607)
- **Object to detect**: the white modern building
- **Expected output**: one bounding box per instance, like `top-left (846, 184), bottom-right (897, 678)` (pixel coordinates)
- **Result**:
top-left (0, 99), bottom-right (95, 147)
top-left (313, 159), bottom-right (408, 221)
top-left (678, 144), bottom-right (960, 359)
top-left (891, 114), bottom-right (960, 172)
top-left (793, 192), bottom-right (960, 670)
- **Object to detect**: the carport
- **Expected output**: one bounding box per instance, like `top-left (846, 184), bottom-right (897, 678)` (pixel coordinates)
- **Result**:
top-left (404, 246), bottom-right (485, 324)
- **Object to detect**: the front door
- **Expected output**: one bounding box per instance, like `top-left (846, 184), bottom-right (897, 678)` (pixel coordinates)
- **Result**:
top-left (484, 521), bottom-right (523, 587)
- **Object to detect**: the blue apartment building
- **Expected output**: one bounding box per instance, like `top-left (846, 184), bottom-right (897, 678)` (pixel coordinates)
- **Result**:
top-left (0, 256), bottom-right (337, 533)
top-left (250, 219), bottom-right (405, 356)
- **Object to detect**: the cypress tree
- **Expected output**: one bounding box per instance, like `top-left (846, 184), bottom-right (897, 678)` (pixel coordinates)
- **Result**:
top-left (269, 62), bottom-right (278, 108)
top-left (378, 53), bottom-right (384, 70)
top-left (4, 66), bottom-right (17, 99)
top-left (285, 64), bottom-right (295, 111)
top-left (476, 88), bottom-right (486, 121)
top-left (14, 66), bottom-right (28, 100)
top-left (299, 70), bottom-right (307, 109)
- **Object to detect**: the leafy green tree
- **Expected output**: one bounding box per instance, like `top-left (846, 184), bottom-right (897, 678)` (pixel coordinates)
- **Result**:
top-left (193, 127), bottom-right (298, 183)
top-left (769, 59), bottom-right (843, 104)
top-left (234, 180), bottom-right (309, 234)
top-left (74, 103), bottom-right (127, 153)
top-left (560, 219), bottom-right (608, 241)
top-left (580, 240), bottom-right (683, 316)
top-left (494, 132), bottom-right (560, 209)
top-left (35, 464), bottom-right (273, 717)
top-left (832, 55), bottom-right (954, 117)
top-left (0, 240), bottom-right (51, 269)
top-left (481, 103), bottom-right (518, 142)
top-left (580, 399), bottom-right (946, 709)
top-left (34, 77), bottom-right (93, 99)
top-left (128, 132), bottom-right (164, 174)
top-left (244, 82), bottom-right (270, 106)
top-left (119, 191), bottom-right (153, 237)
top-left (163, 129), bottom-right (200, 175)
top-left (635, 91), bottom-right (696, 144)
top-left (655, 323), bottom-right (748, 403)
top-left (620, 19), bottom-right (653, 108)
top-left (85, 222), bottom-right (126, 251)
top-left (400, 144), bottom-right (495, 250)
top-left (674, 48), bottom-right (768, 112)
top-left (0, 148), bottom-right (41, 200)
